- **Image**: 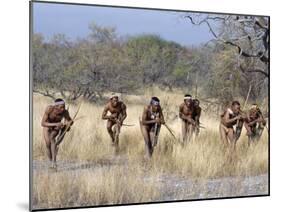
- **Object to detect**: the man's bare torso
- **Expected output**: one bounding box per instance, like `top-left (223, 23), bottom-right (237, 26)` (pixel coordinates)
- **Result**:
top-left (180, 103), bottom-right (194, 119)
top-left (44, 106), bottom-right (70, 130)
top-left (106, 101), bottom-right (125, 119)
top-left (221, 108), bottom-right (237, 128)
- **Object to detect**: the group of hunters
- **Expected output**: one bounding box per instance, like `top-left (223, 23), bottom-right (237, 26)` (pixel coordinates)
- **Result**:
top-left (41, 94), bottom-right (267, 169)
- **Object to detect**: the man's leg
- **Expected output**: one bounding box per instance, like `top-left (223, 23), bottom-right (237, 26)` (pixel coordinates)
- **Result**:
top-left (227, 128), bottom-right (236, 150)
top-left (235, 120), bottom-right (243, 142)
top-left (141, 125), bottom-right (153, 158)
top-left (43, 128), bottom-right (52, 161)
top-left (112, 124), bottom-right (121, 154)
top-left (50, 130), bottom-right (59, 168)
top-left (107, 121), bottom-right (115, 144)
top-left (151, 125), bottom-right (161, 147)
top-left (248, 133), bottom-right (253, 147)
top-left (181, 120), bottom-right (187, 145)
top-left (186, 123), bottom-right (194, 143)
top-left (55, 125), bottom-right (67, 146)
top-left (256, 123), bottom-right (265, 141)
top-left (189, 124), bottom-right (196, 142)
top-left (149, 130), bottom-right (155, 155)
top-left (252, 128), bottom-right (260, 143)
top-left (113, 124), bottom-right (121, 145)
top-left (247, 136), bottom-right (250, 147)
top-left (195, 121), bottom-right (200, 137)
top-left (219, 124), bottom-right (229, 147)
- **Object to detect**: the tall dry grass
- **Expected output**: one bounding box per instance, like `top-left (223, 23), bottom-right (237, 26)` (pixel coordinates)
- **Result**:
top-left (32, 88), bottom-right (268, 209)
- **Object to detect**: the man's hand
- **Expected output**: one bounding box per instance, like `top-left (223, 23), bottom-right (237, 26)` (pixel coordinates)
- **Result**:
top-left (109, 114), bottom-right (118, 120)
top-left (257, 118), bottom-right (266, 125)
top-left (116, 120), bottom-right (122, 127)
top-left (56, 122), bottom-right (64, 128)
top-left (65, 120), bottom-right (73, 128)
top-left (54, 122), bottom-right (65, 130)
top-left (246, 130), bottom-right (253, 136)
top-left (236, 115), bottom-right (242, 120)
top-left (241, 113), bottom-right (247, 120)
top-left (187, 118), bottom-right (196, 125)
top-left (257, 117), bottom-right (264, 123)
top-left (155, 117), bottom-right (161, 124)
top-left (69, 120), bottom-right (74, 126)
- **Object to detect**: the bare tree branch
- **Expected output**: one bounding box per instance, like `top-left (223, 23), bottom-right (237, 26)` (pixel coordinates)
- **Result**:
top-left (239, 64), bottom-right (268, 77)
top-left (33, 89), bottom-right (56, 100)
top-left (184, 14), bottom-right (269, 76)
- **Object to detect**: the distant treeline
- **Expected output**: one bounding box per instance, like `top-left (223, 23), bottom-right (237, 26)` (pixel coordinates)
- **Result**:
top-left (33, 18), bottom-right (268, 105)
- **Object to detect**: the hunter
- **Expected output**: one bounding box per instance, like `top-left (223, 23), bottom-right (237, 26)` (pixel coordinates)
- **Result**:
top-left (179, 94), bottom-right (196, 144)
top-left (140, 97), bottom-right (165, 158)
top-left (102, 94), bottom-right (127, 151)
top-left (219, 100), bottom-right (244, 148)
top-left (244, 104), bottom-right (266, 146)
top-left (41, 98), bottom-right (73, 169)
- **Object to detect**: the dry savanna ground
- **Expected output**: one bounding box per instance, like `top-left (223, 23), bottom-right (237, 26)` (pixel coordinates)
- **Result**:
top-left (32, 88), bottom-right (268, 210)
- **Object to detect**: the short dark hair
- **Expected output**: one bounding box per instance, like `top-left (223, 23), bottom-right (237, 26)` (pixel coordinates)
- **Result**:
top-left (193, 99), bottom-right (200, 104)
top-left (54, 98), bottom-right (64, 103)
top-left (184, 94), bottom-right (192, 98)
top-left (232, 101), bottom-right (240, 106)
top-left (110, 96), bottom-right (118, 100)
top-left (151, 96), bottom-right (160, 102)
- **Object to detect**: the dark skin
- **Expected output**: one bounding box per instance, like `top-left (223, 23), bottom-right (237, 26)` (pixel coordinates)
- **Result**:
top-left (41, 104), bottom-right (73, 168)
top-left (102, 97), bottom-right (127, 148)
top-left (193, 100), bottom-right (202, 136)
top-left (244, 108), bottom-right (266, 146)
top-left (220, 104), bottom-right (242, 147)
top-left (179, 99), bottom-right (195, 143)
top-left (140, 104), bottom-right (165, 158)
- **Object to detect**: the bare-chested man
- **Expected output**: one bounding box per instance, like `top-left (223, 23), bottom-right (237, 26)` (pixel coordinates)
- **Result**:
top-left (179, 94), bottom-right (196, 144)
top-left (102, 95), bottom-right (127, 150)
top-left (193, 99), bottom-right (202, 136)
top-left (219, 101), bottom-right (243, 148)
top-left (140, 97), bottom-right (165, 158)
top-left (41, 98), bottom-right (73, 169)
top-left (244, 104), bottom-right (266, 146)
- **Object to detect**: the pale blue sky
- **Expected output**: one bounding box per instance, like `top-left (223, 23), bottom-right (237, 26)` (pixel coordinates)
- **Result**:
top-left (33, 2), bottom-right (214, 46)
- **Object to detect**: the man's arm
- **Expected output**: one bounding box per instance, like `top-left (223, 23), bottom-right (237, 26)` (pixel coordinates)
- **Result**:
top-left (247, 115), bottom-right (265, 127)
top-left (120, 103), bottom-right (127, 124)
top-left (41, 106), bottom-right (62, 128)
top-left (179, 104), bottom-right (187, 120)
top-left (159, 107), bottom-right (165, 124)
top-left (247, 119), bottom-right (258, 127)
top-left (243, 115), bottom-right (254, 134)
top-left (64, 110), bottom-right (74, 126)
top-left (179, 105), bottom-right (195, 124)
top-left (244, 123), bottom-right (252, 134)
top-left (198, 108), bottom-right (202, 119)
top-left (102, 105), bottom-right (112, 120)
top-left (243, 112), bottom-right (257, 127)
top-left (194, 108), bottom-right (202, 123)
top-left (223, 110), bottom-right (241, 125)
top-left (257, 112), bottom-right (267, 125)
